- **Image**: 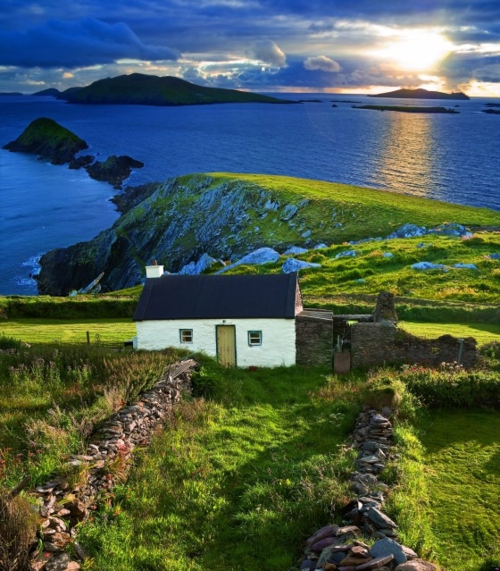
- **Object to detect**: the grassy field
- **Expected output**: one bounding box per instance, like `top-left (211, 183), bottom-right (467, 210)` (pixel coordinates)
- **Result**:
top-left (77, 364), bottom-right (361, 571)
top-left (399, 321), bottom-right (500, 345)
top-left (394, 410), bottom-right (500, 571)
top-left (0, 318), bottom-right (135, 345)
top-left (0, 339), bottom-right (183, 488)
top-left (1, 332), bottom-right (499, 570)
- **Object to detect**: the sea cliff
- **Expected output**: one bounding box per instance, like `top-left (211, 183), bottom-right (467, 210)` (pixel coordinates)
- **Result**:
top-left (36, 173), bottom-right (500, 296)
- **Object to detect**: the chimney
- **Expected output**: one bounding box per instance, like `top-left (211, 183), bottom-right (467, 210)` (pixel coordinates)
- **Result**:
top-left (145, 260), bottom-right (164, 278)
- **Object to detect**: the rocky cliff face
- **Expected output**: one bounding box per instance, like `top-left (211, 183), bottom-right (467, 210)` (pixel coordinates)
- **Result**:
top-left (36, 174), bottom-right (342, 295)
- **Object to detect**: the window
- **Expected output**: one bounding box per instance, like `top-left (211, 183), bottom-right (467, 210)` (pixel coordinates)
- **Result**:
top-left (180, 329), bottom-right (193, 343)
top-left (248, 331), bottom-right (262, 346)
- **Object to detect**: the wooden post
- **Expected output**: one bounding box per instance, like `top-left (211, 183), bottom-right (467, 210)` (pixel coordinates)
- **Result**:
top-left (86, 331), bottom-right (90, 345)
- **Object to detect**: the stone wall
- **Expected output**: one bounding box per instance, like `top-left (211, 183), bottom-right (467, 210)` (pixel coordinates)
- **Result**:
top-left (351, 323), bottom-right (477, 369)
top-left (26, 359), bottom-right (197, 571)
top-left (296, 309), bottom-right (334, 367)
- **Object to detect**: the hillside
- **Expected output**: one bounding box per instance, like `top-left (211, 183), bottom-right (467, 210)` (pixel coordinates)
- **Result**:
top-left (36, 173), bottom-right (500, 296)
top-left (57, 73), bottom-right (292, 106)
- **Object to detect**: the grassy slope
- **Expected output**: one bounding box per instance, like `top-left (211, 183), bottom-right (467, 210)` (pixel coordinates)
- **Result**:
top-left (207, 173), bottom-right (500, 231)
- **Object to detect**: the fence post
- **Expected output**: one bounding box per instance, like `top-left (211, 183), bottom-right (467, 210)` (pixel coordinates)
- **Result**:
top-left (86, 331), bottom-right (90, 345)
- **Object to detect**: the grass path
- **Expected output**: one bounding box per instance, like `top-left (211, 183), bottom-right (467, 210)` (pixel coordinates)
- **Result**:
top-left (416, 410), bottom-right (500, 570)
top-left (78, 366), bottom-right (359, 571)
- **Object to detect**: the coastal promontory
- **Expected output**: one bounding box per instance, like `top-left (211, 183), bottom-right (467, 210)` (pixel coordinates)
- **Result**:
top-left (57, 73), bottom-right (292, 106)
top-left (369, 88), bottom-right (469, 100)
top-left (35, 173), bottom-right (500, 295)
top-left (2, 117), bottom-right (88, 164)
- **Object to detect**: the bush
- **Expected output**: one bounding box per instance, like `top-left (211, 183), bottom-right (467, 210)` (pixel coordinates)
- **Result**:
top-left (0, 491), bottom-right (38, 571)
top-left (365, 368), bottom-right (420, 420)
top-left (0, 335), bottom-right (25, 351)
top-left (399, 363), bottom-right (500, 409)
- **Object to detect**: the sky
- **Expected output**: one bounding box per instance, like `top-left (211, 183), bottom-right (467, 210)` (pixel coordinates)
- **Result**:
top-left (1, 1), bottom-right (500, 96)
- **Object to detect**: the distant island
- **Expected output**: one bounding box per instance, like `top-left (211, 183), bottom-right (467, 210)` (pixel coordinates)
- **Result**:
top-left (352, 105), bottom-right (459, 114)
top-left (482, 109), bottom-right (500, 115)
top-left (33, 73), bottom-right (293, 107)
top-left (369, 88), bottom-right (469, 101)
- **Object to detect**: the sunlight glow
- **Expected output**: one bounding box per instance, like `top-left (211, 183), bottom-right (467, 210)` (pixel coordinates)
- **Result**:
top-left (376, 30), bottom-right (452, 72)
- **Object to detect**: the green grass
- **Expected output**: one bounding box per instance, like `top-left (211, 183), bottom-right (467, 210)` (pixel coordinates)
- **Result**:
top-left (77, 364), bottom-right (363, 571)
top-left (397, 410), bottom-right (500, 570)
top-left (0, 341), bottom-right (182, 487)
top-left (221, 232), bottom-right (500, 306)
top-left (399, 322), bottom-right (500, 345)
top-left (207, 173), bottom-right (500, 232)
top-left (0, 318), bottom-right (135, 345)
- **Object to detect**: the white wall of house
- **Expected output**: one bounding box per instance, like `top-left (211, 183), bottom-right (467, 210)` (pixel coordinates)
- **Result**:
top-left (135, 318), bottom-right (296, 367)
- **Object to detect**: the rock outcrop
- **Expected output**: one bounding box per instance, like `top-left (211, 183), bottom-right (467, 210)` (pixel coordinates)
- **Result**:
top-left (85, 155), bottom-right (145, 189)
top-left (36, 175), bottom-right (324, 294)
top-left (2, 117), bottom-right (88, 165)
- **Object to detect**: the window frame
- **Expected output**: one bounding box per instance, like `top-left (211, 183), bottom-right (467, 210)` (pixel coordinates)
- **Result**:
top-left (179, 329), bottom-right (193, 344)
top-left (248, 330), bottom-right (263, 347)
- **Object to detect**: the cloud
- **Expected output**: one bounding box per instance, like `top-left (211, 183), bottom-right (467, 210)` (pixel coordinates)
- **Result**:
top-left (250, 39), bottom-right (287, 67)
top-left (0, 17), bottom-right (180, 68)
top-left (304, 56), bottom-right (341, 72)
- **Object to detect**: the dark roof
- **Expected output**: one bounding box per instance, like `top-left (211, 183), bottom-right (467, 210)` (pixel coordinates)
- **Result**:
top-left (133, 273), bottom-right (299, 321)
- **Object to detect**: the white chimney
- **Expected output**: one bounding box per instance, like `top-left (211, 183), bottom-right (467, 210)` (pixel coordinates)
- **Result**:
top-left (145, 261), bottom-right (164, 278)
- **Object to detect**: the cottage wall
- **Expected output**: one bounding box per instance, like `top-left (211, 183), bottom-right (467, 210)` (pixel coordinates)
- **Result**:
top-left (135, 318), bottom-right (296, 367)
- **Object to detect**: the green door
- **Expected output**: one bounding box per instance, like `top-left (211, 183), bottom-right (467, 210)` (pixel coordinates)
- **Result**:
top-left (216, 325), bottom-right (236, 367)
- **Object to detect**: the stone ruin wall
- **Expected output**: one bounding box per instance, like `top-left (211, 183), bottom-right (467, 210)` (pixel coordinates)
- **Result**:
top-left (296, 309), bottom-right (334, 367)
top-left (350, 322), bottom-right (477, 369)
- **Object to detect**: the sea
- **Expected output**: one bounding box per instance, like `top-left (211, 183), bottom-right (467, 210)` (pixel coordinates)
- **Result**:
top-left (0, 93), bottom-right (499, 295)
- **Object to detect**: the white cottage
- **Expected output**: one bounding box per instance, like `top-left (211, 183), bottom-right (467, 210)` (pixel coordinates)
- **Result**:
top-left (133, 267), bottom-right (303, 367)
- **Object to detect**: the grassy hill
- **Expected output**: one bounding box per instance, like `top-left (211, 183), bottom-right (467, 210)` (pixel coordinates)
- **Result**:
top-left (61, 73), bottom-right (292, 106)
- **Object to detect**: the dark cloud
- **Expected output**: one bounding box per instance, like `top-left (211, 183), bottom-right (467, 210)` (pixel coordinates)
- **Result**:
top-left (0, 17), bottom-right (179, 68)
top-left (0, 0), bottom-right (499, 93)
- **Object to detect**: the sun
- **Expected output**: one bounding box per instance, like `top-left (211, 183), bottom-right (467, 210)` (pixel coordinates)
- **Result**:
top-left (377, 30), bottom-right (452, 72)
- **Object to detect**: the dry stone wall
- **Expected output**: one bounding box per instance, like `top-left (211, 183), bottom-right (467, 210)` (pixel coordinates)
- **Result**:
top-left (350, 323), bottom-right (477, 369)
top-left (28, 359), bottom-right (197, 571)
top-left (297, 408), bottom-right (437, 571)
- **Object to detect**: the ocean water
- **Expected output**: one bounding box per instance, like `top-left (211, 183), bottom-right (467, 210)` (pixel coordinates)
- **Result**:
top-left (1, 94), bottom-right (499, 295)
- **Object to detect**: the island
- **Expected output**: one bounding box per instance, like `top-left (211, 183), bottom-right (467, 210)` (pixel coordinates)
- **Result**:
top-left (35, 73), bottom-right (293, 106)
top-left (4, 118), bottom-right (144, 187)
top-left (2, 117), bottom-right (89, 164)
top-left (369, 88), bottom-right (469, 101)
top-left (352, 105), bottom-right (459, 114)
top-left (482, 108), bottom-right (500, 115)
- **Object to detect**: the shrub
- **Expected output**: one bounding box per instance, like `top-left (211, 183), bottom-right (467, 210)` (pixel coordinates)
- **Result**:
top-left (399, 363), bottom-right (500, 409)
top-left (0, 491), bottom-right (38, 571)
top-left (0, 335), bottom-right (25, 351)
top-left (365, 368), bottom-right (420, 420)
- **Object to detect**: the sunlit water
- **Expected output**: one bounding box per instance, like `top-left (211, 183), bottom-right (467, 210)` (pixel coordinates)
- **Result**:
top-left (0, 94), bottom-right (499, 294)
